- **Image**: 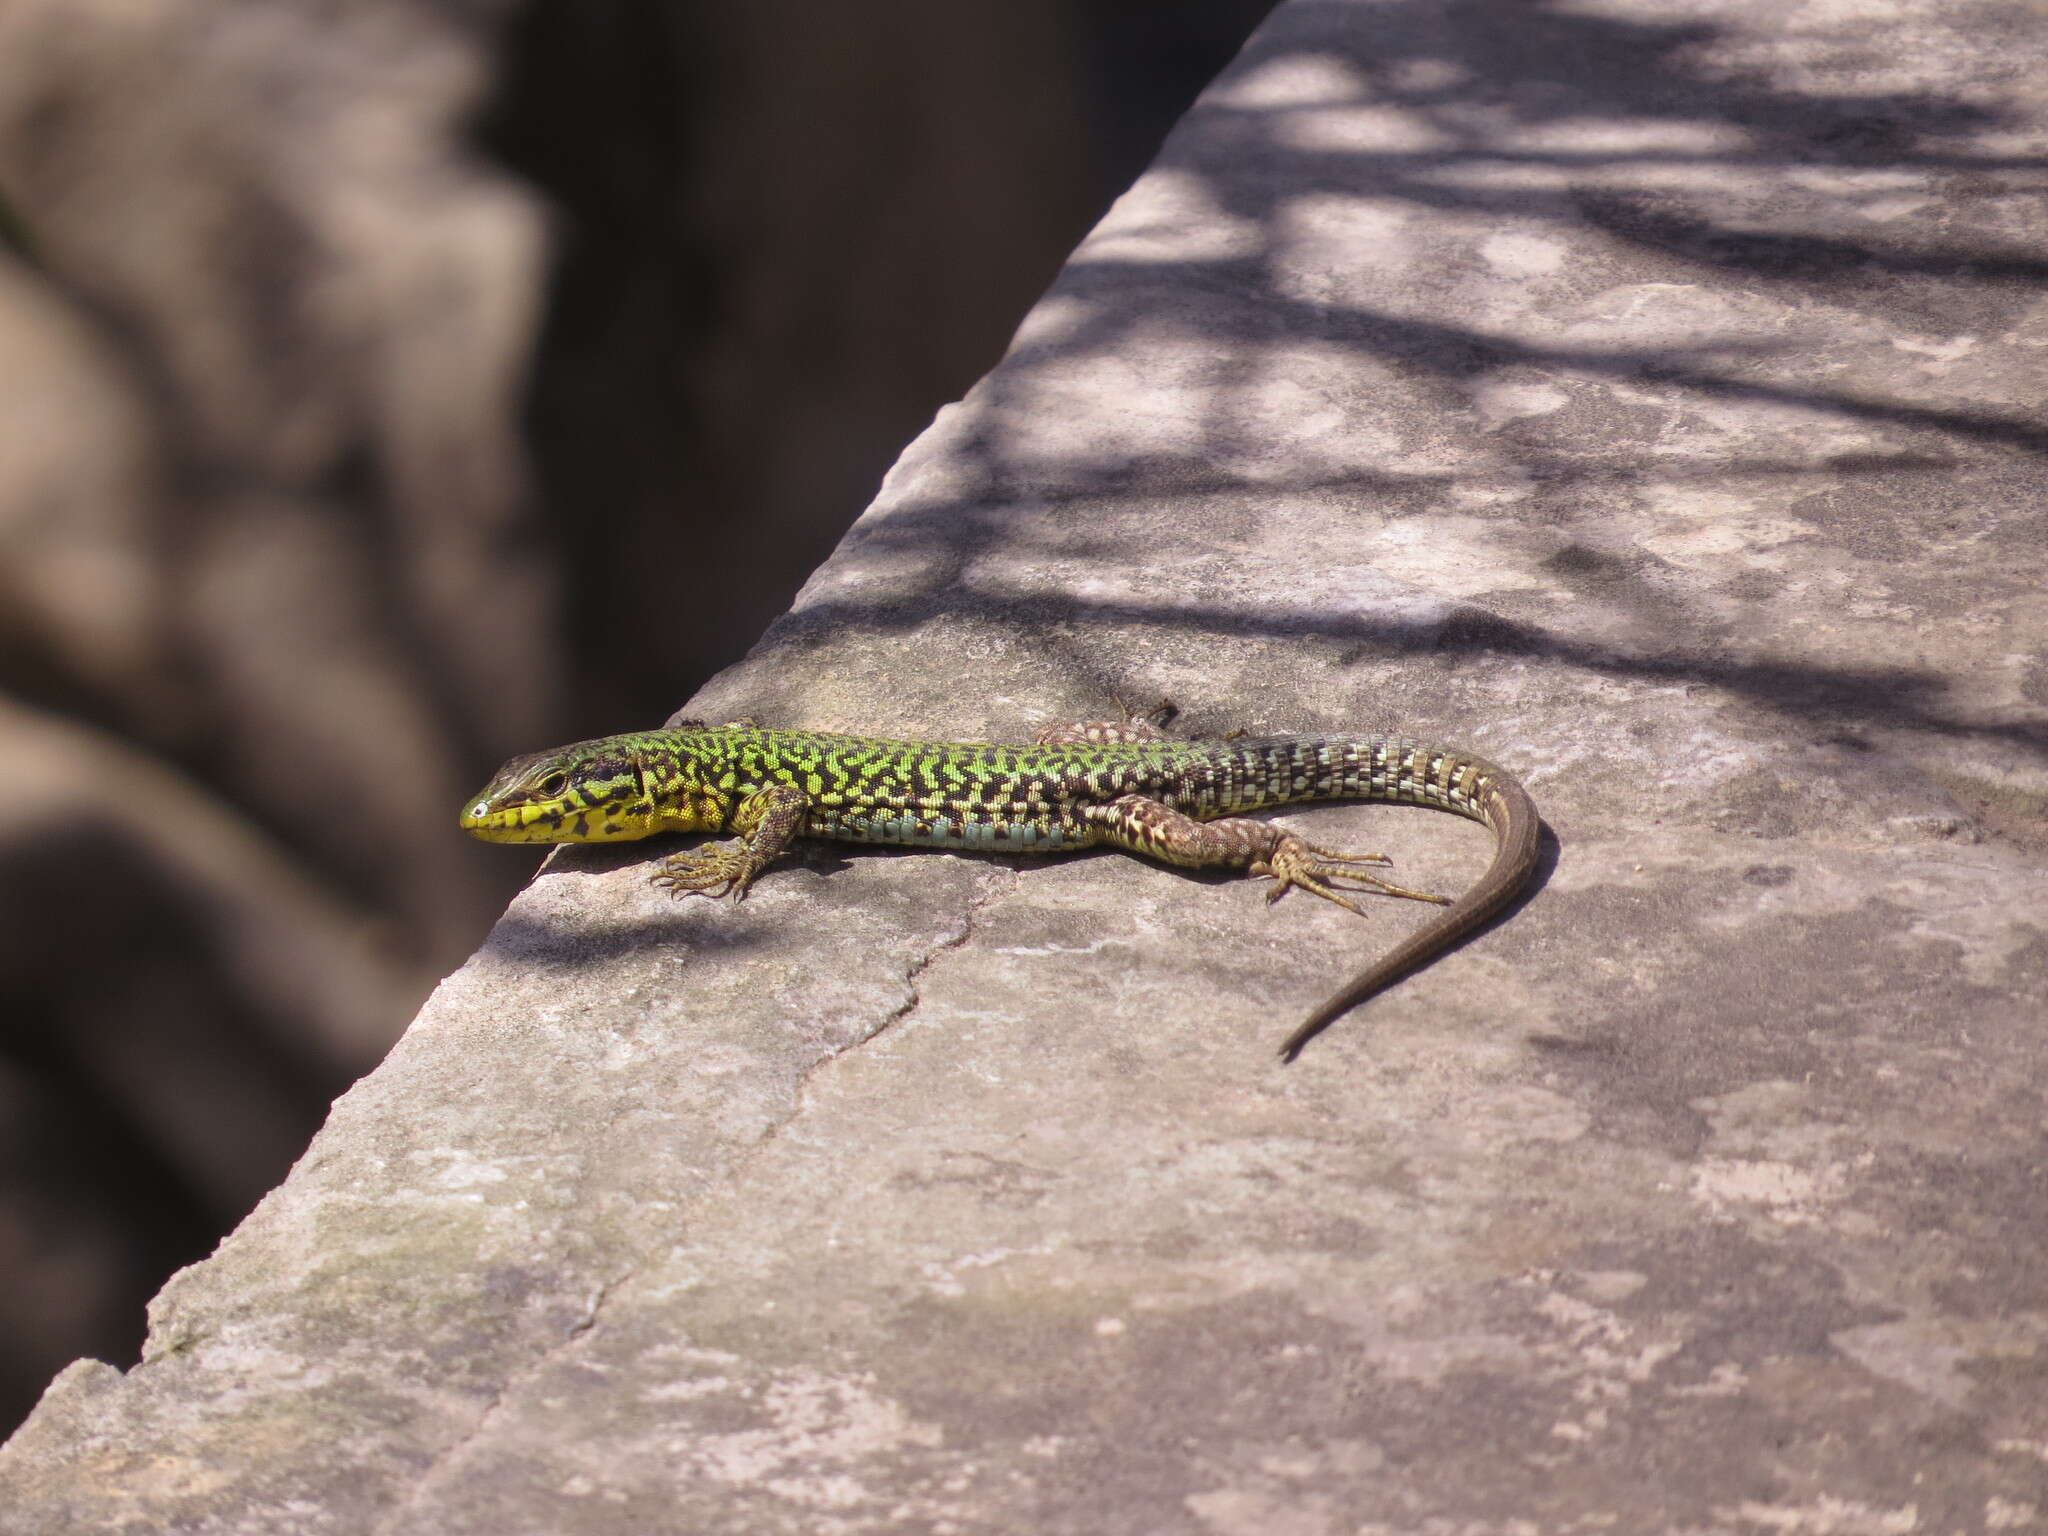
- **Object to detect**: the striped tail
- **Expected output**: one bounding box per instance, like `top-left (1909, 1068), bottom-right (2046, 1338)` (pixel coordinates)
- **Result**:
top-left (1277, 744), bottom-right (1541, 1061)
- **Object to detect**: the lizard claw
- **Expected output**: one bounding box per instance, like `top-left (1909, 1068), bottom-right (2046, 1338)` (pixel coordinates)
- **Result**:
top-left (652, 841), bottom-right (765, 902)
top-left (1252, 834), bottom-right (1449, 916)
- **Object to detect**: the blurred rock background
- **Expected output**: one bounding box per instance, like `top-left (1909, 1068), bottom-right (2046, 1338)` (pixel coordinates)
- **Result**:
top-left (0, 0), bottom-right (1273, 1435)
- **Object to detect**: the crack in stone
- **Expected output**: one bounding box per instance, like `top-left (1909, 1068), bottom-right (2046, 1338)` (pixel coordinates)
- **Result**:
top-left (364, 861), bottom-right (1021, 1529)
top-left (761, 861), bottom-right (1020, 1145)
top-left (872, 861), bottom-right (1018, 1042)
top-left (369, 1271), bottom-right (626, 1535)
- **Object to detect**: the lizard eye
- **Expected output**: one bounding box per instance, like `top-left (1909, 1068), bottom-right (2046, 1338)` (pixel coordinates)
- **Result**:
top-left (532, 771), bottom-right (569, 799)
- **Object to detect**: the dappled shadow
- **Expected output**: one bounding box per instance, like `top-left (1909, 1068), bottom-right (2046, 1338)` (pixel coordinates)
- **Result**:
top-left (761, 576), bottom-right (2046, 757)
top-left (746, 0), bottom-right (2047, 762)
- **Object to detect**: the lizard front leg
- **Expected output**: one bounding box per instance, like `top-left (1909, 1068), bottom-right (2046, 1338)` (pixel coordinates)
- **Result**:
top-left (1081, 795), bottom-right (1451, 916)
top-left (651, 783), bottom-right (809, 901)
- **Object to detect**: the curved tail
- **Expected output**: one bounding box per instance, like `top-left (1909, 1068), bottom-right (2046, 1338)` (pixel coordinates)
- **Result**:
top-left (1278, 759), bottom-right (1541, 1062)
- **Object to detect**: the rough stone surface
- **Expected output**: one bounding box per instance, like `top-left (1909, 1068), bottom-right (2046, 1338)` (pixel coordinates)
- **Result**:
top-left (6, 0), bottom-right (2048, 1530)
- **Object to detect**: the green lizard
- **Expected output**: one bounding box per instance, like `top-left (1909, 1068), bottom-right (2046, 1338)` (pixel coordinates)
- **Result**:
top-left (460, 711), bottom-right (1541, 1060)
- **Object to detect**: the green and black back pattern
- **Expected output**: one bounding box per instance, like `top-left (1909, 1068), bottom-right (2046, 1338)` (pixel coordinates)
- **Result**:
top-left (661, 728), bottom-right (1499, 849)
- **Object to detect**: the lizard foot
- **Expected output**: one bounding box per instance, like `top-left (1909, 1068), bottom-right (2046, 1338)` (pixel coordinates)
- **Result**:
top-left (1252, 834), bottom-right (1452, 917)
top-left (1035, 697), bottom-right (1178, 746)
top-left (651, 841), bottom-right (766, 902)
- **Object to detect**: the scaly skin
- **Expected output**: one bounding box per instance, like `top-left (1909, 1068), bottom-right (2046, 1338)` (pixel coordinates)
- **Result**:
top-left (461, 714), bottom-right (1541, 1060)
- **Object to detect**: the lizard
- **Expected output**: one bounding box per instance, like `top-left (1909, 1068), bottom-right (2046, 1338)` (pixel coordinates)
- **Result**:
top-left (459, 709), bottom-right (1541, 1060)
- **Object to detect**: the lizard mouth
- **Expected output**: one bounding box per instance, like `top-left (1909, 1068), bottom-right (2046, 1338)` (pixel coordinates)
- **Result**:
top-left (461, 798), bottom-right (659, 844)
top-left (459, 800), bottom-right (571, 841)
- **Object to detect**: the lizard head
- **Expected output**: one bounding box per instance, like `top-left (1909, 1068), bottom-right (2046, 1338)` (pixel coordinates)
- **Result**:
top-left (460, 734), bottom-right (720, 844)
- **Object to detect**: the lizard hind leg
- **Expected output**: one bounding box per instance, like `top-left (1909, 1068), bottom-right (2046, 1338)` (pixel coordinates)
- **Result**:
top-left (1034, 697), bottom-right (1178, 746)
top-left (1083, 795), bottom-right (1450, 915)
top-left (1254, 834), bottom-right (1452, 916)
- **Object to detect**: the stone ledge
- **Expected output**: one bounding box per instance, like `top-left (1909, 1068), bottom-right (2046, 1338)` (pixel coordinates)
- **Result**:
top-left (6, 0), bottom-right (2047, 1529)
